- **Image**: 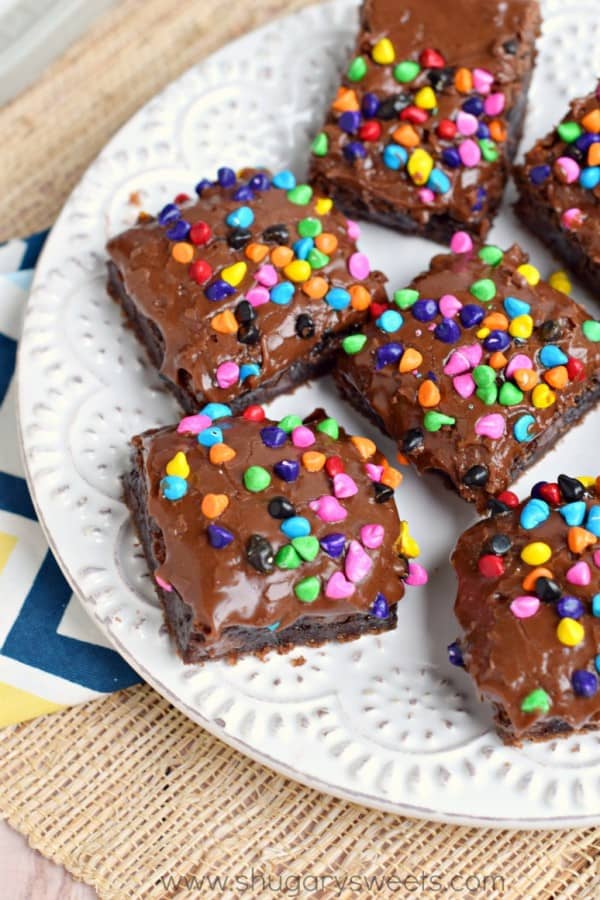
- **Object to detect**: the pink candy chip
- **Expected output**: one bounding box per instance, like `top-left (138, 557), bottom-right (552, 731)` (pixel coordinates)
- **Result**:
top-left (472, 67), bottom-right (493, 94)
top-left (346, 219), bottom-right (361, 240)
top-left (439, 294), bottom-right (463, 318)
top-left (505, 353), bottom-right (533, 378)
top-left (456, 111), bottom-right (478, 136)
top-left (418, 187), bottom-right (435, 204)
top-left (309, 495), bottom-right (347, 523)
top-left (459, 139), bottom-right (481, 168)
top-left (177, 413), bottom-right (211, 435)
top-left (345, 540), bottom-right (373, 583)
top-left (155, 574), bottom-right (173, 592)
top-left (594, 550), bottom-right (600, 568)
top-left (483, 92), bottom-right (505, 116)
top-left (443, 349), bottom-right (471, 376)
top-left (365, 463), bottom-right (384, 482)
top-left (246, 286), bottom-right (270, 307)
top-left (360, 524), bottom-right (385, 549)
top-left (555, 156), bottom-right (580, 184)
top-left (333, 473), bottom-right (358, 498)
top-left (475, 413), bottom-right (505, 439)
top-left (406, 561), bottom-right (428, 586)
top-left (450, 231), bottom-right (473, 254)
top-left (348, 251), bottom-right (370, 280)
top-left (215, 360), bottom-right (239, 389)
top-left (566, 561), bottom-right (591, 586)
top-left (256, 264), bottom-right (278, 287)
top-left (510, 595), bottom-right (540, 619)
top-left (291, 425), bottom-right (315, 448)
top-left (561, 207), bottom-right (585, 230)
top-left (453, 372), bottom-right (476, 399)
top-left (325, 571), bottom-right (355, 599)
top-left (462, 343), bottom-right (483, 367)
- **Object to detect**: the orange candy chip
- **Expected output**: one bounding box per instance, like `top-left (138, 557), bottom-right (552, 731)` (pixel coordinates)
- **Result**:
top-left (417, 379), bottom-right (441, 408)
top-left (380, 464), bottom-right (403, 489)
top-left (245, 242), bottom-right (269, 263)
top-left (351, 435), bottom-right (376, 460)
top-left (483, 312), bottom-right (508, 331)
top-left (211, 310), bottom-right (238, 334)
top-left (302, 277), bottom-right (328, 299)
top-left (209, 444), bottom-right (236, 465)
top-left (315, 233), bottom-right (338, 254)
top-left (201, 493), bottom-right (229, 518)
top-left (350, 285), bottom-right (372, 310)
top-left (568, 526), bottom-right (597, 555)
top-left (392, 124), bottom-right (420, 147)
top-left (522, 566), bottom-right (553, 591)
top-left (582, 108), bottom-right (600, 133)
top-left (513, 368), bottom-right (539, 391)
top-left (454, 67), bottom-right (473, 93)
top-left (332, 87), bottom-right (359, 112)
top-left (489, 351), bottom-right (508, 370)
top-left (172, 242), bottom-right (194, 264)
top-left (302, 451), bottom-right (326, 472)
top-left (544, 365), bottom-right (568, 389)
top-left (399, 348), bottom-right (423, 373)
top-left (271, 245), bottom-right (294, 268)
top-left (489, 120), bottom-right (507, 143)
top-left (588, 143), bottom-right (600, 167)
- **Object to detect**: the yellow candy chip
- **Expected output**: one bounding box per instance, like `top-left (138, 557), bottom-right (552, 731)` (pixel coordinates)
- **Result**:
top-left (414, 86), bottom-right (437, 110)
top-left (517, 263), bottom-right (540, 285)
top-left (476, 327), bottom-right (490, 339)
top-left (556, 617), bottom-right (584, 647)
top-left (577, 476), bottom-right (596, 488)
top-left (407, 148), bottom-right (434, 185)
top-left (549, 270), bottom-right (571, 294)
top-left (315, 197), bottom-right (333, 215)
top-left (284, 260), bottom-right (311, 283)
top-left (521, 541), bottom-right (552, 566)
top-left (508, 314), bottom-right (534, 339)
top-left (166, 451), bottom-right (190, 479)
top-left (372, 38), bottom-right (395, 65)
top-left (532, 384), bottom-right (556, 409)
top-left (395, 521), bottom-right (420, 559)
top-left (221, 261), bottom-right (247, 287)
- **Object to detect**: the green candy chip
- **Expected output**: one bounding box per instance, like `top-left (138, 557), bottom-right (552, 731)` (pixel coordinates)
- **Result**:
top-left (423, 411), bottom-right (456, 432)
top-left (291, 536), bottom-right (320, 562)
top-left (311, 133), bottom-right (328, 157)
top-left (347, 56), bottom-right (367, 82)
top-left (478, 245), bottom-right (503, 267)
top-left (307, 248), bottom-right (329, 269)
top-left (393, 60), bottom-right (420, 83)
top-left (275, 545), bottom-right (302, 570)
top-left (469, 278), bottom-right (496, 302)
top-left (278, 415), bottom-right (303, 433)
top-left (582, 320), bottom-right (600, 342)
top-left (521, 688), bottom-right (551, 715)
top-left (294, 576), bottom-right (321, 603)
top-left (499, 382), bottom-right (524, 406)
top-left (342, 333), bottom-right (367, 355)
top-left (479, 138), bottom-right (499, 162)
top-left (557, 121), bottom-right (582, 144)
top-left (476, 385), bottom-right (498, 405)
top-left (394, 288), bottom-right (419, 309)
top-left (316, 417), bottom-right (339, 439)
top-left (297, 217), bottom-right (322, 238)
top-left (287, 184), bottom-right (313, 205)
top-left (243, 465), bottom-right (271, 492)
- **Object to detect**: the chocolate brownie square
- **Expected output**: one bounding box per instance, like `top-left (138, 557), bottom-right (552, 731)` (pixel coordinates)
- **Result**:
top-left (107, 167), bottom-right (386, 414)
top-left (335, 234), bottom-right (600, 509)
top-left (451, 474), bottom-right (600, 744)
top-left (309, 0), bottom-right (540, 241)
top-left (515, 83), bottom-right (600, 296)
top-left (124, 406), bottom-right (427, 663)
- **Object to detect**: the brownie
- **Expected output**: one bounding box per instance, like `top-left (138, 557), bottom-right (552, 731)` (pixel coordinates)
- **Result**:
top-left (124, 405), bottom-right (427, 663)
top-left (107, 167), bottom-right (387, 414)
top-left (334, 235), bottom-right (600, 509)
top-left (308, 0), bottom-right (540, 242)
top-left (514, 83), bottom-right (600, 296)
top-left (450, 475), bottom-right (600, 744)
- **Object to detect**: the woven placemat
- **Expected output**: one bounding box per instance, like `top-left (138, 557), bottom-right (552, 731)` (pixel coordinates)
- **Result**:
top-left (1, 1), bottom-right (599, 897)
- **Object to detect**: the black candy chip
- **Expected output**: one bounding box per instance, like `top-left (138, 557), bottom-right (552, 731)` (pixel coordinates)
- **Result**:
top-left (402, 428), bottom-right (424, 454)
top-left (262, 223), bottom-right (290, 244)
top-left (539, 319), bottom-right (563, 342)
top-left (296, 314), bottom-right (315, 339)
top-left (246, 534), bottom-right (275, 573)
top-left (428, 67), bottom-right (454, 90)
top-left (487, 533), bottom-right (512, 555)
top-left (235, 300), bottom-right (256, 323)
top-left (487, 497), bottom-right (511, 516)
top-left (377, 93), bottom-right (410, 119)
top-left (462, 464), bottom-right (490, 488)
top-left (374, 482), bottom-right (394, 503)
top-left (502, 37), bottom-right (518, 54)
top-left (268, 496), bottom-right (296, 519)
top-left (535, 576), bottom-right (562, 603)
top-left (558, 474), bottom-right (585, 501)
top-left (227, 227), bottom-right (252, 250)
top-left (237, 322), bottom-right (260, 345)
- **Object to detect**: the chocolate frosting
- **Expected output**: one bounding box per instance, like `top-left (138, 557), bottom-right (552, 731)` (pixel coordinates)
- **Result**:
top-left (135, 409), bottom-right (415, 641)
top-left (335, 243), bottom-right (600, 504)
top-left (452, 478), bottom-right (600, 739)
top-left (107, 168), bottom-right (386, 407)
top-left (515, 85), bottom-right (600, 266)
top-left (309, 0), bottom-right (540, 234)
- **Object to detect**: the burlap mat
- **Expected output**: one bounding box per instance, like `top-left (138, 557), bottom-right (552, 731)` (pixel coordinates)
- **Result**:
top-left (0, 1), bottom-right (599, 897)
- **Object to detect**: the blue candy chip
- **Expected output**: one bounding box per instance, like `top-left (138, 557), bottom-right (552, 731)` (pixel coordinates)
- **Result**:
top-left (198, 426), bottom-right (224, 447)
top-left (586, 506), bottom-right (600, 537)
top-left (503, 296), bottom-right (531, 318)
top-left (270, 281), bottom-right (295, 305)
top-left (226, 205), bottom-right (254, 228)
top-left (240, 363), bottom-right (260, 381)
top-left (519, 498), bottom-right (550, 530)
top-left (539, 345), bottom-right (568, 368)
top-left (559, 501), bottom-right (587, 527)
top-left (281, 516), bottom-right (311, 538)
top-left (201, 402), bottom-right (232, 420)
top-left (272, 169), bottom-right (296, 190)
top-left (580, 166), bottom-right (600, 190)
top-left (426, 168), bottom-right (451, 194)
top-left (383, 144), bottom-right (408, 170)
top-left (513, 414), bottom-right (536, 443)
top-left (160, 475), bottom-right (188, 501)
top-left (325, 287), bottom-right (351, 310)
top-left (376, 309), bottom-right (404, 333)
top-left (293, 237), bottom-right (314, 260)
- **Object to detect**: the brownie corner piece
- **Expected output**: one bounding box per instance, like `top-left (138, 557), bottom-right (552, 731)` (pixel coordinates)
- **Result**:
top-left (450, 475), bottom-right (600, 744)
top-left (334, 237), bottom-right (600, 508)
top-left (308, 0), bottom-right (540, 242)
top-left (124, 406), bottom-right (427, 664)
top-left (106, 166), bottom-right (387, 415)
top-left (514, 82), bottom-right (600, 295)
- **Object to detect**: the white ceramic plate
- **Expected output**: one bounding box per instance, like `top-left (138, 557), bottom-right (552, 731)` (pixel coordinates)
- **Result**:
top-left (17, 0), bottom-right (600, 827)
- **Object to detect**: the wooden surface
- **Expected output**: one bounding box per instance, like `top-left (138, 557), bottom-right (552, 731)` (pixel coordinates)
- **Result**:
top-left (0, 820), bottom-right (95, 899)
